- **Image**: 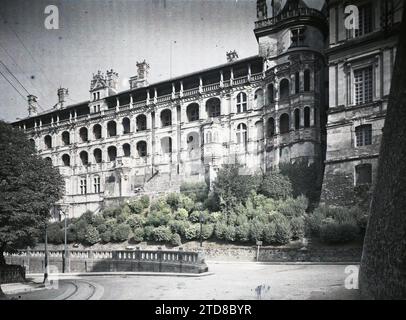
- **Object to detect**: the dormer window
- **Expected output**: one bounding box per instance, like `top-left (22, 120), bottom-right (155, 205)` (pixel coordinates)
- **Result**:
top-left (291, 27), bottom-right (305, 47)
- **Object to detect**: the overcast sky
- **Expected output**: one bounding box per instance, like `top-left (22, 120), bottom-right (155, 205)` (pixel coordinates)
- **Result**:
top-left (0, 0), bottom-right (324, 122)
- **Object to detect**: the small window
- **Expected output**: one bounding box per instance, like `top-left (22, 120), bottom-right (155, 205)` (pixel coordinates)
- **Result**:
top-left (291, 27), bottom-right (305, 47)
top-left (355, 3), bottom-right (373, 37)
top-left (137, 141), bottom-right (147, 157)
top-left (236, 92), bottom-right (247, 113)
top-left (161, 109), bottom-right (172, 127)
top-left (136, 114), bottom-right (147, 131)
top-left (268, 84), bottom-right (274, 103)
top-left (294, 109), bottom-right (300, 130)
top-left (122, 117), bottom-right (131, 134)
top-left (108, 146), bottom-right (117, 161)
top-left (62, 154), bottom-right (70, 167)
top-left (123, 143), bottom-right (131, 157)
top-left (236, 123), bottom-right (247, 146)
top-left (80, 178), bottom-right (87, 195)
top-left (279, 79), bottom-right (290, 100)
top-left (295, 72), bottom-right (300, 94)
top-left (304, 107), bottom-right (311, 128)
top-left (44, 135), bottom-right (52, 149)
top-left (267, 118), bottom-right (275, 138)
top-left (304, 70), bottom-right (311, 92)
top-left (94, 176), bottom-right (101, 193)
top-left (355, 124), bottom-right (372, 146)
top-left (187, 104), bottom-right (199, 122)
top-left (354, 66), bottom-right (373, 105)
top-left (279, 113), bottom-right (290, 134)
top-left (355, 164), bottom-right (372, 185)
top-left (207, 98), bottom-right (221, 117)
top-left (107, 121), bottom-right (117, 137)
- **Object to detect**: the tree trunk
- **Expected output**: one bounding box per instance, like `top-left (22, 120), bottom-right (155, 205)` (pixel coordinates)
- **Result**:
top-left (359, 3), bottom-right (406, 299)
top-left (0, 250), bottom-right (5, 265)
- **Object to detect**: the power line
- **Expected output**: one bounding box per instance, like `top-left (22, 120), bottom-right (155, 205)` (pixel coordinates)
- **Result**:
top-left (0, 69), bottom-right (26, 102)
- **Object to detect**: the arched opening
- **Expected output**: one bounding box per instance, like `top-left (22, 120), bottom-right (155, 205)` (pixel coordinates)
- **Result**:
top-left (62, 131), bottom-right (70, 145)
top-left (236, 123), bottom-right (247, 146)
top-left (93, 124), bottom-right (102, 139)
top-left (206, 98), bottom-right (221, 117)
top-left (268, 84), bottom-right (274, 103)
top-left (236, 92), bottom-right (247, 113)
top-left (304, 69), bottom-right (311, 92)
top-left (122, 117), bottom-right (131, 134)
top-left (80, 151), bottom-right (89, 165)
top-left (107, 146), bottom-right (117, 162)
top-left (186, 132), bottom-right (199, 153)
top-left (254, 89), bottom-right (264, 109)
top-left (136, 114), bottom-right (147, 131)
top-left (161, 109), bottom-right (172, 127)
top-left (79, 127), bottom-right (88, 142)
top-left (267, 118), bottom-right (275, 138)
top-left (186, 103), bottom-right (199, 122)
top-left (44, 135), bottom-right (52, 149)
top-left (93, 148), bottom-right (102, 163)
top-left (62, 154), bottom-right (70, 166)
top-left (295, 72), bottom-right (300, 94)
top-left (107, 121), bottom-right (117, 137)
top-left (44, 157), bottom-right (52, 165)
top-left (136, 141), bottom-right (147, 157)
top-left (294, 108), bottom-right (300, 130)
top-left (123, 143), bottom-right (131, 157)
top-left (304, 106), bottom-right (311, 128)
top-left (161, 137), bottom-right (172, 153)
top-left (279, 79), bottom-right (290, 100)
top-left (279, 113), bottom-right (290, 134)
top-left (29, 138), bottom-right (35, 149)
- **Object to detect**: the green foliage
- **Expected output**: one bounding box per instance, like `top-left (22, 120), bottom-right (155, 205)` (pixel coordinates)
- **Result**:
top-left (223, 225), bottom-right (236, 242)
top-left (75, 219), bottom-right (89, 243)
top-left (259, 171), bottom-right (293, 200)
top-left (96, 223), bottom-right (108, 234)
top-left (170, 233), bottom-right (182, 246)
top-left (277, 196), bottom-right (308, 218)
top-left (139, 195), bottom-right (150, 209)
top-left (166, 193), bottom-right (181, 210)
top-left (152, 226), bottom-right (172, 242)
top-left (235, 223), bottom-right (250, 242)
top-left (84, 226), bottom-right (99, 245)
top-left (47, 223), bottom-right (64, 244)
top-left (81, 210), bottom-right (95, 224)
top-left (143, 225), bottom-right (155, 241)
top-left (168, 220), bottom-right (189, 238)
top-left (131, 228), bottom-right (144, 243)
top-left (0, 121), bottom-right (65, 255)
top-left (112, 223), bottom-right (131, 242)
top-left (179, 194), bottom-right (195, 213)
top-left (146, 207), bottom-right (173, 226)
top-left (102, 207), bottom-right (121, 219)
top-left (273, 218), bottom-right (292, 245)
top-left (290, 216), bottom-right (305, 239)
top-left (189, 211), bottom-right (205, 223)
top-left (93, 215), bottom-right (105, 227)
top-left (126, 215), bottom-right (146, 229)
top-left (214, 221), bottom-right (228, 240)
top-left (180, 182), bottom-right (209, 202)
top-left (100, 230), bottom-right (112, 243)
top-left (199, 224), bottom-right (214, 240)
top-left (319, 222), bottom-right (360, 244)
top-left (150, 198), bottom-right (170, 212)
top-left (249, 220), bottom-right (265, 242)
top-left (263, 223), bottom-right (276, 244)
top-left (67, 225), bottom-right (77, 243)
top-left (184, 224), bottom-right (199, 240)
top-left (207, 211), bottom-right (223, 224)
top-left (174, 208), bottom-right (189, 221)
top-left (127, 199), bottom-right (146, 214)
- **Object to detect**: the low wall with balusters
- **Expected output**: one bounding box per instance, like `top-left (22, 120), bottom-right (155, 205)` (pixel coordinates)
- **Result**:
top-left (5, 248), bottom-right (208, 274)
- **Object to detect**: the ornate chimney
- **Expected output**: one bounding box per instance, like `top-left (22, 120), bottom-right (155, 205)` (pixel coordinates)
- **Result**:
top-left (130, 60), bottom-right (150, 89)
top-left (56, 87), bottom-right (69, 108)
top-left (226, 50), bottom-right (239, 63)
top-left (27, 94), bottom-right (38, 116)
top-left (106, 69), bottom-right (119, 93)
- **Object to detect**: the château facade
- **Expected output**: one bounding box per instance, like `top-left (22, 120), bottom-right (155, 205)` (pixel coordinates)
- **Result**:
top-left (11, 0), bottom-right (402, 217)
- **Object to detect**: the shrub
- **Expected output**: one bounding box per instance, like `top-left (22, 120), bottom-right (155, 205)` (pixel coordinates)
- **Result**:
top-left (166, 193), bottom-right (180, 210)
top-left (152, 226), bottom-right (172, 242)
top-left (184, 224), bottom-right (199, 240)
top-left (235, 223), bottom-right (250, 242)
top-left (84, 226), bottom-right (99, 245)
top-left (139, 195), bottom-right (150, 208)
top-left (207, 211), bottom-right (223, 224)
top-left (235, 214), bottom-right (248, 226)
top-left (92, 215), bottom-right (105, 227)
top-left (307, 207), bottom-right (325, 236)
top-left (214, 221), bottom-right (228, 240)
top-left (189, 210), bottom-right (209, 223)
top-left (100, 230), bottom-right (112, 243)
top-left (273, 219), bottom-right (292, 245)
top-left (204, 192), bottom-right (220, 212)
top-left (290, 216), bottom-right (305, 239)
top-left (170, 233), bottom-right (182, 246)
top-left (67, 225), bottom-right (77, 243)
top-left (75, 219), bottom-right (89, 243)
top-left (263, 223), bottom-right (277, 244)
top-left (48, 223), bottom-right (64, 244)
top-left (259, 171), bottom-right (293, 200)
top-left (277, 196), bottom-right (308, 218)
top-left (168, 220), bottom-right (189, 237)
top-left (223, 225), bottom-right (236, 242)
top-left (126, 215), bottom-right (146, 229)
top-left (193, 202), bottom-right (205, 212)
top-left (249, 220), bottom-right (265, 242)
top-left (150, 199), bottom-right (171, 213)
top-left (127, 199), bottom-right (144, 215)
top-left (81, 210), bottom-right (94, 224)
top-left (131, 228), bottom-right (144, 243)
top-left (180, 182), bottom-right (208, 202)
top-left (179, 194), bottom-right (195, 213)
top-left (146, 208), bottom-right (172, 226)
top-left (174, 208), bottom-right (189, 221)
top-left (102, 207), bottom-right (121, 219)
top-left (112, 223), bottom-right (132, 242)
top-left (143, 225), bottom-right (155, 241)
top-left (200, 224), bottom-right (214, 240)
top-left (319, 222), bottom-right (360, 244)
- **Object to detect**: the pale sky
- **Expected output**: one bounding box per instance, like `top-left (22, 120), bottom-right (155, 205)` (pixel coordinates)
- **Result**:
top-left (0, 0), bottom-right (325, 122)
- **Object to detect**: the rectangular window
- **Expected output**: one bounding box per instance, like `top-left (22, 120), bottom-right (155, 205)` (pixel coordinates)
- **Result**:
top-left (355, 3), bottom-right (373, 37)
top-left (94, 177), bottom-right (100, 193)
top-left (354, 66), bottom-right (373, 105)
top-left (291, 27), bottom-right (305, 47)
top-left (80, 178), bottom-right (87, 195)
top-left (355, 124), bottom-right (372, 146)
top-left (356, 164), bottom-right (372, 185)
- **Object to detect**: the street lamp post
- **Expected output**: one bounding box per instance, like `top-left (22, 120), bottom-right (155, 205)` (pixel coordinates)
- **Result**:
top-left (43, 221), bottom-right (49, 284)
top-left (199, 212), bottom-right (204, 248)
top-left (58, 205), bottom-right (69, 274)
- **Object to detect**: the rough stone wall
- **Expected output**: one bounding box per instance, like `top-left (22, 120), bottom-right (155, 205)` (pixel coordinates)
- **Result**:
top-left (359, 5), bottom-right (406, 299)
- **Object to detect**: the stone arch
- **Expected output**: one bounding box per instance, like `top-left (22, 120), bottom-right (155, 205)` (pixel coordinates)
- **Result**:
top-left (279, 113), bottom-right (290, 134)
top-left (186, 103), bottom-right (199, 122)
top-left (161, 109), bottom-right (172, 127)
top-left (294, 108), bottom-right (300, 130)
top-left (93, 148), bottom-right (102, 163)
top-left (107, 146), bottom-right (117, 161)
top-left (79, 127), bottom-right (88, 142)
top-left (93, 124), bottom-right (102, 139)
top-left (254, 89), bottom-right (264, 109)
top-left (136, 141), bottom-right (147, 157)
top-left (304, 106), bottom-right (311, 128)
top-left (80, 150), bottom-right (89, 165)
top-left (279, 79), bottom-right (290, 100)
top-left (136, 114), bottom-right (147, 131)
top-left (122, 117), bottom-right (131, 134)
top-left (62, 154), bottom-right (70, 166)
top-left (206, 97), bottom-right (221, 117)
top-left (107, 120), bottom-right (117, 137)
top-left (267, 117), bottom-right (275, 138)
top-left (123, 143), bottom-right (131, 157)
top-left (44, 135), bottom-right (52, 149)
top-left (62, 131), bottom-right (70, 145)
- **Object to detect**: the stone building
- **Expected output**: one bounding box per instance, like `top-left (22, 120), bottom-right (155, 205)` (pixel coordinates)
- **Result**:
top-left (12, 0), bottom-right (402, 217)
top-left (320, 0), bottom-right (403, 207)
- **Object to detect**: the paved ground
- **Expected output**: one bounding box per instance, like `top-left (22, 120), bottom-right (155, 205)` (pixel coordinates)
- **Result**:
top-left (4, 262), bottom-right (360, 300)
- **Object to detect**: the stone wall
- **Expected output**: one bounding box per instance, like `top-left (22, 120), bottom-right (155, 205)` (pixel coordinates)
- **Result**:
top-left (0, 264), bottom-right (26, 284)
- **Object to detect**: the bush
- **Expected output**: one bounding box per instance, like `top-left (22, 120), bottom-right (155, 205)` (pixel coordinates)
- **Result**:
top-left (146, 208), bottom-right (173, 226)
top-left (277, 196), bottom-right (308, 218)
top-left (139, 195), bottom-right (150, 208)
top-left (75, 219), bottom-right (89, 243)
top-left (100, 230), bottom-right (112, 243)
top-left (170, 233), bottom-right (182, 246)
top-left (319, 222), bottom-right (360, 244)
top-left (143, 225), bottom-right (155, 241)
top-left (223, 225), bottom-right (236, 242)
top-left (179, 194), bottom-right (195, 213)
top-left (166, 193), bottom-right (180, 210)
top-left (290, 216), bottom-right (305, 239)
top-left (235, 223), bottom-right (251, 242)
top-left (199, 224), bottom-right (214, 240)
top-left (81, 210), bottom-right (94, 224)
top-left (263, 223), bottom-right (277, 244)
top-left (92, 215), bottom-right (105, 227)
top-left (48, 223), bottom-right (64, 244)
top-left (184, 224), bottom-right (199, 240)
top-left (127, 199), bottom-right (144, 215)
top-left (174, 208), bottom-right (189, 221)
top-left (259, 171), bottom-right (293, 200)
top-left (207, 211), bottom-right (223, 224)
top-left (273, 219), bottom-right (292, 245)
top-left (150, 199), bottom-right (171, 213)
top-left (102, 207), bottom-right (121, 219)
top-left (307, 207), bottom-right (325, 236)
top-left (67, 225), bottom-right (77, 243)
top-left (84, 226), bottom-right (99, 245)
top-left (249, 220), bottom-right (265, 242)
top-left (112, 223), bottom-right (132, 242)
top-left (152, 226), bottom-right (172, 242)
top-left (126, 215), bottom-right (146, 229)
top-left (214, 221), bottom-right (228, 240)
top-left (131, 228), bottom-right (144, 243)
top-left (189, 210), bottom-right (209, 223)
top-left (168, 220), bottom-right (189, 237)
top-left (180, 182), bottom-right (208, 202)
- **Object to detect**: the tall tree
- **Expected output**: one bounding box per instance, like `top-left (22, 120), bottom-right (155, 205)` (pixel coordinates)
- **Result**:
top-left (359, 3), bottom-right (406, 299)
top-left (0, 121), bottom-right (64, 296)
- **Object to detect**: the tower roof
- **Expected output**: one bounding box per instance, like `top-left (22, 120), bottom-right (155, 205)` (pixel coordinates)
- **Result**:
top-left (279, 0), bottom-right (309, 15)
